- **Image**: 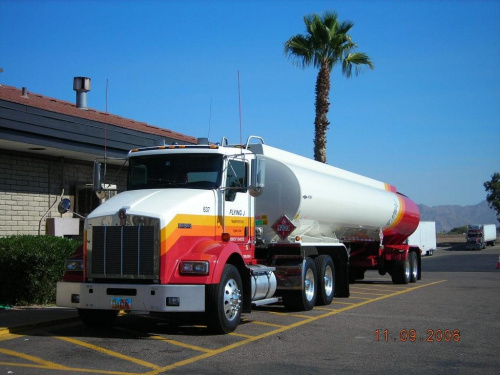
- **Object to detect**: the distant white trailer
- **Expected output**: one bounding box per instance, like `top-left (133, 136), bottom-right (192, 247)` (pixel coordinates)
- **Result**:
top-left (407, 221), bottom-right (437, 256)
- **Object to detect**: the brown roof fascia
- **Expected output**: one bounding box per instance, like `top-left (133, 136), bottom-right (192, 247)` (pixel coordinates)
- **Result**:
top-left (0, 84), bottom-right (197, 144)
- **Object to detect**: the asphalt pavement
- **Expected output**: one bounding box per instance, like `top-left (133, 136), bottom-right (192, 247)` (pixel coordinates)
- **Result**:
top-left (0, 306), bottom-right (79, 335)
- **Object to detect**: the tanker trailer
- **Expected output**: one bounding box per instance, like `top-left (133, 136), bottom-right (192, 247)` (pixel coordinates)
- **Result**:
top-left (248, 142), bottom-right (421, 285)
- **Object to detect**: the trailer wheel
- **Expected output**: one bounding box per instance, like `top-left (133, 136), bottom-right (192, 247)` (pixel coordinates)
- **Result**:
top-left (409, 251), bottom-right (418, 283)
top-left (206, 264), bottom-right (242, 334)
top-left (78, 309), bottom-right (118, 327)
top-left (314, 255), bottom-right (334, 306)
top-left (391, 259), bottom-right (410, 284)
top-left (282, 257), bottom-right (317, 311)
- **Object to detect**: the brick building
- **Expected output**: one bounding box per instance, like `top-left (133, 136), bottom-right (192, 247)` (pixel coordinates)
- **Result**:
top-left (0, 81), bottom-right (196, 237)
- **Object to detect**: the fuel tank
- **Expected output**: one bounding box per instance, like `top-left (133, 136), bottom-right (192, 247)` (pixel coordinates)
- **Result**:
top-left (249, 144), bottom-right (420, 245)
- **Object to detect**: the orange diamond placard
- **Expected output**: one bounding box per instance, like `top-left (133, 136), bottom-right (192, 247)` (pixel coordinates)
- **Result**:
top-left (271, 215), bottom-right (296, 241)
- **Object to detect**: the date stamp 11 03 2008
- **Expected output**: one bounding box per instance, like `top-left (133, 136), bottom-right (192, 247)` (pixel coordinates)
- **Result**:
top-left (375, 329), bottom-right (461, 343)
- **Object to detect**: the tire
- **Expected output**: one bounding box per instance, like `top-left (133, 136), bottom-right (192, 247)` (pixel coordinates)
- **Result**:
top-left (206, 264), bottom-right (242, 334)
top-left (391, 259), bottom-right (410, 284)
top-left (314, 255), bottom-right (335, 306)
top-left (78, 309), bottom-right (118, 327)
top-left (409, 251), bottom-right (418, 283)
top-left (282, 257), bottom-right (317, 311)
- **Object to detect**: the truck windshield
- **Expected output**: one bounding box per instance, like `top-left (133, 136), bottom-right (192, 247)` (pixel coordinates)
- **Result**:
top-left (128, 154), bottom-right (222, 190)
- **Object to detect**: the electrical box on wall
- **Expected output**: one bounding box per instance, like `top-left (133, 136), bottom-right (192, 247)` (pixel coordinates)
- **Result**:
top-left (46, 217), bottom-right (80, 237)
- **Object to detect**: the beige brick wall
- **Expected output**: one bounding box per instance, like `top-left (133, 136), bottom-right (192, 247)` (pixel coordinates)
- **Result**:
top-left (0, 152), bottom-right (127, 237)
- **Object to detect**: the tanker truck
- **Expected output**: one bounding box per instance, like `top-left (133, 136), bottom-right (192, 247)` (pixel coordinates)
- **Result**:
top-left (56, 135), bottom-right (421, 333)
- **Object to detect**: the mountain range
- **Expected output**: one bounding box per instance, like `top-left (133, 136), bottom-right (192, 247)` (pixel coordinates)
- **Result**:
top-left (417, 200), bottom-right (498, 232)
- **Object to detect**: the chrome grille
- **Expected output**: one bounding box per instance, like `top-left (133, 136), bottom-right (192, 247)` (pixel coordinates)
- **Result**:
top-left (90, 226), bottom-right (158, 280)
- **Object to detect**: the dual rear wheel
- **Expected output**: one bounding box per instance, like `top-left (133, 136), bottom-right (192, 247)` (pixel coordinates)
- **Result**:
top-left (282, 255), bottom-right (335, 311)
top-left (391, 251), bottom-right (418, 284)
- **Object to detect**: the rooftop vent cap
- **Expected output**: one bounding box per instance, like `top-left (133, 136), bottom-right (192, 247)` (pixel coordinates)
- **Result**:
top-left (73, 77), bottom-right (91, 109)
top-left (197, 137), bottom-right (209, 145)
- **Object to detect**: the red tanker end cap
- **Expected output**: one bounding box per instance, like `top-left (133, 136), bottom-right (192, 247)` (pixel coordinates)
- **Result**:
top-left (383, 194), bottom-right (420, 246)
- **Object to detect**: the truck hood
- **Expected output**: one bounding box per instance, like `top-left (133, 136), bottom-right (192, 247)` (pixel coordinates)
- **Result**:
top-left (87, 189), bottom-right (216, 226)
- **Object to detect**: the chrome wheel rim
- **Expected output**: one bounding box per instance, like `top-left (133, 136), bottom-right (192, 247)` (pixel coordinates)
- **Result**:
top-left (223, 278), bottom-right (241, 321)
top-left (324, 265), bottom-right (333, 297)
top-left (304, 268), bottom-right (315, 301)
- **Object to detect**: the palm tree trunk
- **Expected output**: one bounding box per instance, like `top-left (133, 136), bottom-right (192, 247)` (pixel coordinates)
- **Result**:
top-left (314, 62), bottom-right (331, 163)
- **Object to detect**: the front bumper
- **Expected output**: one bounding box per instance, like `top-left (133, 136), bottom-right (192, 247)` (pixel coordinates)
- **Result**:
top-left (56, 282), bottom-right (205, 312)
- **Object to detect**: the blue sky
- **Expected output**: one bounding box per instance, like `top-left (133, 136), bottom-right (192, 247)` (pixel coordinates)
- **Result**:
top-left (1, 0), bottom-right (499, 207)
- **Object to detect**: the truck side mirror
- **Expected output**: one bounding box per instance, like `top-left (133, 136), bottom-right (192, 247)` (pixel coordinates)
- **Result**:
top-left (249, 156), bottom-right (265, 197)
top-left (93, 161), bottom-right (102, 192)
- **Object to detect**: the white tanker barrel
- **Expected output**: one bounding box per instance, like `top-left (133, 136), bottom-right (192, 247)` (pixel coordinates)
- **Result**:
top-left (250, 144), bottom-right (420, 245)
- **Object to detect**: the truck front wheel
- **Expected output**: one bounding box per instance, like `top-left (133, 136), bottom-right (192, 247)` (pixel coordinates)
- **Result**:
top-left (206, 264), bottom-right (242, 334)
top-left (315, 255), bottom-right (334, 306)
top-left (78, 309), bottom-right (118, 327)
top-left (282, 257), bottom-right (317, 311)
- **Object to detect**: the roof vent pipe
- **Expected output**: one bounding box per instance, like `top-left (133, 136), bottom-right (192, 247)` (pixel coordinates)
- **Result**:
top-left (73, 77), bottom-right (91, 109)
top-left (21, 87), bottom-right (28, 98)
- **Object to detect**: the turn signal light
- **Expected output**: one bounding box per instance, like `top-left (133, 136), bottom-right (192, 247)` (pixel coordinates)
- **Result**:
top-left (221, 232), bottom-right (231, 242)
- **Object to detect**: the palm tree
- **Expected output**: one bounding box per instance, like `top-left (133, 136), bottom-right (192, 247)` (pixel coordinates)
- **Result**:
top-left (284, 11), bottom-right (374, 163)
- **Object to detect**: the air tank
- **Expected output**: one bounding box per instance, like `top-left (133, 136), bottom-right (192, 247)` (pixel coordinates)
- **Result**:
top-left (249, 144), bottom-right (420, 245)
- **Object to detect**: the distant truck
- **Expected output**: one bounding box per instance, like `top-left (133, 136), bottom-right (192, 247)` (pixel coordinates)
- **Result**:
top-left (465, 224), bottom-right (497, 250)
top-left (407, 221), bottom-right (436, 256)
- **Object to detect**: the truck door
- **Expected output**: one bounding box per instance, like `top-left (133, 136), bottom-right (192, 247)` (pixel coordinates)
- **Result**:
top-left (223, 157), bottom-right (251, 247)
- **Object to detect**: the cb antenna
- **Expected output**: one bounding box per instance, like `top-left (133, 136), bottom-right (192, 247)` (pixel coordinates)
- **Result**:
top-left (208, 97), bottom-right (212, 139)
top-left (238, 70), bottom-right (242, 146)
top-left (103, 78), bottom-right (109, 186)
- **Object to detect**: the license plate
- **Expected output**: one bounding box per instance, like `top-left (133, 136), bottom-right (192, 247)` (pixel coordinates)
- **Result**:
top-left (111, 297), bottom-right (131, 310)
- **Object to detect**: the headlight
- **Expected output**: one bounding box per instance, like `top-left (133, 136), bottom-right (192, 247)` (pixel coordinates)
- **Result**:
top-left (179, 261), bottom-right (209, 275)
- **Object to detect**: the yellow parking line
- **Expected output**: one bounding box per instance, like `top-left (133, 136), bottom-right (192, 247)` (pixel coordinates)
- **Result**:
top-left (282, 313), bottom-right (311, 318)
top-left (247, 320), bottom-right (285, 328)
top-left (229, 331), bottom-right (254, 338)
top-left (149, 335), bottom-right (215, 353)
top-left (346, 296), bottom-right (371, 300)
top-left (331, 301), bottom-right (355, 305)
top-left (350, 286), bottom-right (395, 292)
top-left (114, 326), bottom-right (215, 354)
top-left (313, 306), bottom-right (336, 311)
top-left (55, 336), bottom-right (161, 370)
top-left (350, 291), bottom-right (387, 296)
top-left (0, 348), bottom-right (71, 370)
